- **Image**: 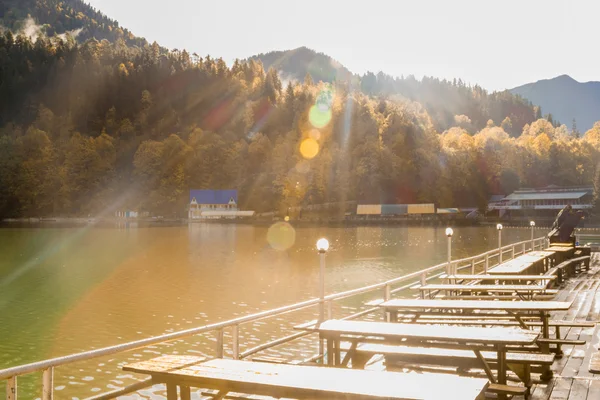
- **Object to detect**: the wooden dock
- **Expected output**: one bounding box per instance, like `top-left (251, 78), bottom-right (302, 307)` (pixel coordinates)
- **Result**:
top-left (528, 253), bottom-right (600, 400)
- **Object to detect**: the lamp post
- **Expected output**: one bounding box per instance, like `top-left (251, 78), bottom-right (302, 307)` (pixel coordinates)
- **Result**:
top-left (316, 238), bottom-right (329, 322)
top-left (497, 223), bottom-right (503, 263)
top-left (530, 221), bottom-right (535, 250)
top-left (445, 228), bottom-right (454, 275)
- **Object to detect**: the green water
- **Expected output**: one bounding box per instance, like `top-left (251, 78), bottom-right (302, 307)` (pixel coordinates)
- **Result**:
top-left (0, 224), bottom-right (533, 399)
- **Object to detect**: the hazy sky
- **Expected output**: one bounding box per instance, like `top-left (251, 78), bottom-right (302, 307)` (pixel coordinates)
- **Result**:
top-left (87, 0), bottom-right (599, 91)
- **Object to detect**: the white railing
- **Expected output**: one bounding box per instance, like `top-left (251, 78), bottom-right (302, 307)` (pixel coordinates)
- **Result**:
top-left (0, 236), bottom-right (547, 400)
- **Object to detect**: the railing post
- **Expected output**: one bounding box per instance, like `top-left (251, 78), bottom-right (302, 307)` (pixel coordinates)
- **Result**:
top-left (470, 259), bottom-right (475, 274)
top-left (327, 300), bottom-right (333, 320)
top-left (420, 272), bottom-right (427, 299)
top-left (384, 283), bottom-right (391, 322)
top-left (6, 376), bottom-right (16, 400)
top-left (42, 367), bottom-right (53, 400)
top-left (522, 242), bottom-right (526, 254)
top-left (484, 253), bottom-right (489, 274)
top-left (216, 328), bottom-right (224, 358)
top-left (232, 325), bottom-right (239, 360)
top-left (511, 245), bottom-right (515, 259)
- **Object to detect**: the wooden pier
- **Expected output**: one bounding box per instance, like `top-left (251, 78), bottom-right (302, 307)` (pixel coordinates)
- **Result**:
top-left (528, 254), bottom-right (600, 400)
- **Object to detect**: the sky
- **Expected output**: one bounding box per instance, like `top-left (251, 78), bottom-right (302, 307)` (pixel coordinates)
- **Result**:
top-left (86, 0), bottom-right (599, 91)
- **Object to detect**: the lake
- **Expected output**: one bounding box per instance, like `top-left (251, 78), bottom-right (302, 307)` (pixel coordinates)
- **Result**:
top-left (0, 223), bottom-right (534, 398)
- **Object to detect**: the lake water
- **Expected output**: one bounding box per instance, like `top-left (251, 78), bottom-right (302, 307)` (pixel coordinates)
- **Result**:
top-left (0, 224), bottom-right (534, 398)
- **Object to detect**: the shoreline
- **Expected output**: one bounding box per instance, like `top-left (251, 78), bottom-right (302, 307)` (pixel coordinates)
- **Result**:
top-left (3, 216), bottom-right (600, 229)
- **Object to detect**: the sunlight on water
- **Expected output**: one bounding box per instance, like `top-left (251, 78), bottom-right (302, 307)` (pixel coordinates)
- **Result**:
top-left (0, 225), bottom-right (530, 398)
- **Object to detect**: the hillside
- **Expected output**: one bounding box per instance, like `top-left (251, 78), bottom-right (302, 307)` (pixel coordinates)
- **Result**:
top-left (1, 1), bottom-right (600, 219)
top-left (0, 0), bottom-right (146, 46)
top-left (510, 75), bottom-right (600, 132)
top-left (251, 46), bottom-right (353, 83)
top-left (253, 47), bottom-right (537, 135)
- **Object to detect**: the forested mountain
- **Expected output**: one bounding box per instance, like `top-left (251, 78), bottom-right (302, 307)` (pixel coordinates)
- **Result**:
top-left (0, 0), bottom-right (146, 46)
top-left (1, 3), bottom-right (600, 219)
top-left (254, 47), bottom-right (539, 135)
top-left (510, 75), bottom-right (600, 133)
top-left (251, 47), bottom-right (352, 85)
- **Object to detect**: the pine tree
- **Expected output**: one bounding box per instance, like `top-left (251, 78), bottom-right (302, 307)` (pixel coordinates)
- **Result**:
top-left (572, 118), bottom-right (580, 139)
top-left (304, 72), bottom-right (314, 87)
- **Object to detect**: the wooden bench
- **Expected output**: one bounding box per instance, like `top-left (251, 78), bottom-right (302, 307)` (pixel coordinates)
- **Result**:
top-left (440, 274), bottom-right (556, 284)
top-left (339, 343), bottom-right (548, 397)
top-left (388, 318), bottom-right (590, 356)
top-left (590, 351), bottom-right (600, 374)
top-left (124, 355), bottom-right (491, 400)
top-left (545, 256), bottom-right (591, 284)
top-left (414, 283), bottom-right (558, 299)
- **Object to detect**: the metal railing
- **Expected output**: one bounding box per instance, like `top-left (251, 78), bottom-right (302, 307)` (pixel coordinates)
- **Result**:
top-left (1, 236), bottom-right (547, 400)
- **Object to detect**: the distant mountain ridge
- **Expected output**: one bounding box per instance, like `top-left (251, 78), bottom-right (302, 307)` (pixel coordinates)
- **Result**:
top-left (510, 75), bottom-right (600, 132)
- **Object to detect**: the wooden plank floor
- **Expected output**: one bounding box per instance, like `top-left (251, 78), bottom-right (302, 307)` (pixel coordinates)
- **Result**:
top-left (528, 253), bottom-right (600, 400)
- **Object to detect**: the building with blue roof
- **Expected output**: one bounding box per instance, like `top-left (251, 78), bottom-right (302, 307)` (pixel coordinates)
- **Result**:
top-left (188, 190), bottom-right (239, 219)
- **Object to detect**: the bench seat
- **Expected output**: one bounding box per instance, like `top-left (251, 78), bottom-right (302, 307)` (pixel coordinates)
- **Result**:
top-left (339, 342), bottom-right (553, 397)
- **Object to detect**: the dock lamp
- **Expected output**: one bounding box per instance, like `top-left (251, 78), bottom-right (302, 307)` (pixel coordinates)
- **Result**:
top-left (497, 224), bottom-right (503, 262)
top-left (316, 238), bottom-right (330, 323)
top-left (445, 228), bottom-right (454, 275)
top-left (530, 221), bottom-right (535, 249)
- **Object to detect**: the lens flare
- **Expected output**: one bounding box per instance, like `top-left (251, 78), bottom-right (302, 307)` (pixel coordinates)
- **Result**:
top-left (300, 138), bottom-right (320, 159)
top-left (309, 129), bottom-right (321, 141)
top-left (267, 222), bottom-right (296, 251)
top-left (295, 160), bottom-right (310, 174)
top-left (309, 105), bottom-right (332, 129)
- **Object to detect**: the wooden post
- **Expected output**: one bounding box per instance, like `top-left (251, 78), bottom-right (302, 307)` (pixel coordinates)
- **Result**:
top-left (232, 325), bottom-right (239, 360)
top-left (384, 284), bottom-right (391, 322)
top-left (470, 259), bottom-right (475, 274)
top-left (327, 300), bottom-right (333, 320)
top-left (6, 376), bottom-right (16, 400)
top-left (216, 328), bottom-right (224, 358)
top-left (42, 368), bottom-right (53, 400)
top-left (420, 272), bottom-right (427, 299)
top-left (522, 242), bottom-right (526, 254)
top-left (511, 245), bottom-right (515, 259)
top-left (484, 253), bottom-right (489, 274)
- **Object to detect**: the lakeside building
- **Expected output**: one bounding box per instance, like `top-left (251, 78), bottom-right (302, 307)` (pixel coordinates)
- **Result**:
top-left (487, 185), bottom-right (593, 218)
top-left (188, 190), bottom-right (254, 220)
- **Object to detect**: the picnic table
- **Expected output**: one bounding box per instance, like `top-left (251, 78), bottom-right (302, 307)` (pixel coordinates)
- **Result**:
top-left (546, 246), bottom-right (575, 264)
top-left (298, 319), bottom-right (538, 393)
top-left (488, 251), bottom-right (552, 276)
top-left (521, 250), bottom-right (556, 270)
top-left (415, 283), bottom-right (555, 300)
top-left (123, 355), bottom-right (490, 400)
top-left (441, 274), bottom-right (555, 286)
top-left (378, 299), bottom-right (570, 339)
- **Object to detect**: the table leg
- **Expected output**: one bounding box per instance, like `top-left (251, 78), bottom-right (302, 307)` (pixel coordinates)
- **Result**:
top-left (180, 385), bottom-right (191, 400)
top-left (166, 383), bottom-right (178, 400)
top-left (497, 344), bottom-right (507, 400)
top-left (327, 337), bottom-right (334, 366)
top-left (539, 311), bottom-right (553, 380)
top-left (334, 337), bottom-right (341, 365)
